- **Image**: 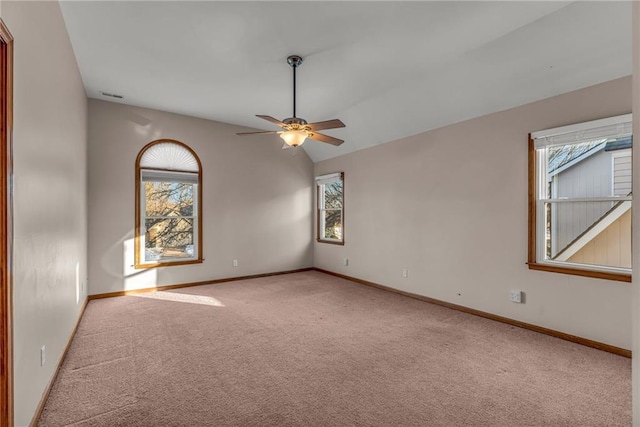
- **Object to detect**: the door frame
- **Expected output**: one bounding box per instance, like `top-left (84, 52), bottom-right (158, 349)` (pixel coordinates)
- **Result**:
top-left (0, 18), bottom-right (13, 427)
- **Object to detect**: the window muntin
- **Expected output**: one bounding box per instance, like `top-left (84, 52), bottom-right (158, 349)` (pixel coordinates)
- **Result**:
top-left (135, 140), bottom-right (202, 268)
top-left (317, 172), bottom-right (344, 244)
top-left (529, 114), bottom-right (632, 280)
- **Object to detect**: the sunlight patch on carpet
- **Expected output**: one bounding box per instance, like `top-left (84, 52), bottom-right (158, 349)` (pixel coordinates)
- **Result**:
top-left (133, 291), bottom-right (225, 307)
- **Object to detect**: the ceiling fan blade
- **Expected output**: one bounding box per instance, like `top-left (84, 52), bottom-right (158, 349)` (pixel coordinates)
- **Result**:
top-left (281, 143), bottom-right (294, 150)
top-left (236, 131), bottom-right (280, 136)
top-left (307, 132), bottom-right (344, 146)
top-left (306, 119), bottom-right (346, 131)
top-left (256, 115), bottom-right (287, 128)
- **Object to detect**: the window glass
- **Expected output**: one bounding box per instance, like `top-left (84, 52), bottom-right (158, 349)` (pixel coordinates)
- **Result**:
top-left (143, 180), bottom-right (195, 262)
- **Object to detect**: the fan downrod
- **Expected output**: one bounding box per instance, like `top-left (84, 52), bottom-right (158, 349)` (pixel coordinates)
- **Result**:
top-left (287, 55), bottom-right (303, 118)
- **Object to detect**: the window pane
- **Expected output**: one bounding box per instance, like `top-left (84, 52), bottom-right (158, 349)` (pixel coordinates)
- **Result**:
top-left (544, 201), bottom-right (631, 269)
top-left (323, 181), bottom-right (343, 209)
top-left (324, 210), bottom-right (342, 240)
top-left (145, 217), bottom-right (194, 261)
top-left (546, 138), bottom-right (631, 199)
top-left (145, 182), bottom-right (194, 217)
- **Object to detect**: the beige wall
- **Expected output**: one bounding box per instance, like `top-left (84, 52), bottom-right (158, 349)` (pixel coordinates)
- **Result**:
top-left (315, 76), bottom-right (632, 350)
top-left (2, 2), bottom-right (89, 425)
top-left (88, 99), bottom-right (314, 295)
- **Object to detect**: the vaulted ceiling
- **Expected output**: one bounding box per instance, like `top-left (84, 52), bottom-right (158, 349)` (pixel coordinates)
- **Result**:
top-left (59, 1), bottom-right (632, 162)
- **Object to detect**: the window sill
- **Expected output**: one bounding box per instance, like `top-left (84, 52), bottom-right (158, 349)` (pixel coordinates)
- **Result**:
top-left (527, 262), bottom-right (631, 283)
top-left (316, 239), bottom-right (344, 246)
top-left (135, 258), bottom-right (203, 270)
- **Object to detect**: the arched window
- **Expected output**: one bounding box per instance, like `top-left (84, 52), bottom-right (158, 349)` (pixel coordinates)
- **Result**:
top-left (135, 139), bottom-right (202, 268)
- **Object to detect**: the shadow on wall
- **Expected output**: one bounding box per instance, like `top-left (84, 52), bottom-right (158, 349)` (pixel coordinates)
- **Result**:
top-left (124, 108), bottom-right (162, 141)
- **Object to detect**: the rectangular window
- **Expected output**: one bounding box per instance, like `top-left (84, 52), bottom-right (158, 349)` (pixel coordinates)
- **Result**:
top-left (140, 170), bottom-right (199, 264)
top-left (528, 114), bottom-right (632, 281)
top-left (316, 172), bottom-right (344, 245)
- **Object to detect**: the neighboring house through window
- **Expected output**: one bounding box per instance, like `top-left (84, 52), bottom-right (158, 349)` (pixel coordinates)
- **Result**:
top-left (528, 114), bottom-right (632, 281)
top-left (135, 139), bottom-right (203, 268)
top-left (316, 172), bottom-right (344, 244)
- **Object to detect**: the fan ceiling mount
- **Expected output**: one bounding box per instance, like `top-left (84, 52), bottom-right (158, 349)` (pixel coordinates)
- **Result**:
top-left (237, 55), bottom-right (345, 148)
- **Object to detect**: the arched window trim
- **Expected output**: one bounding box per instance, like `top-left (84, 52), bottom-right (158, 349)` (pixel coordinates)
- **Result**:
top-left (134, 139), bottom-right (203, 269)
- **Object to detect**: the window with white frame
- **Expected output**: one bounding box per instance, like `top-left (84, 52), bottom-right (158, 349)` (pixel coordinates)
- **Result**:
top-left (316, 172), bottom-right (344, 244)
top-left (529, 114), bottom-right (632, 281)
top-left (135, 140), bottom-right (203, 268)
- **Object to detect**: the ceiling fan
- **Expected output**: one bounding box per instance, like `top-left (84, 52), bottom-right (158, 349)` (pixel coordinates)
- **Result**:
top-left (237, 55), bottom-right (345, 148)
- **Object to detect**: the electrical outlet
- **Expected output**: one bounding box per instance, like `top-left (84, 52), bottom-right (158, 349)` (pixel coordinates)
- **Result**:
top-left (402, 269), bottom-right (408, 278)
top-left (233, 259), bottom-right (238, 267)
top-left (343, 258), bottom-right (349, 266)
top-left (40, 346), bottom-right (46, 367)
top-left (510, 290), bottom-right (522, 303)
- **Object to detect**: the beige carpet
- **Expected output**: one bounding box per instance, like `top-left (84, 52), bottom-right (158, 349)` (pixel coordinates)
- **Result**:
top-left (38, 271), bottom-right (631, 426)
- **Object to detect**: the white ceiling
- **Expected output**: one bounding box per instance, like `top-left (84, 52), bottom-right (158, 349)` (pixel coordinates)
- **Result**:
top-left (59, 1), bottom-right (632, 163)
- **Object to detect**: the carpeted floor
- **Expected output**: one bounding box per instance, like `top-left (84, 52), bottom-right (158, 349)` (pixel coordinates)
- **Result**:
top-left (38, 271), bottom-right (631, 426)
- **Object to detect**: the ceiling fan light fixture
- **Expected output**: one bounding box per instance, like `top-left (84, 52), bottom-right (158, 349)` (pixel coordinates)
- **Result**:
top-left (280, 129), bottom-right (307, 147)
